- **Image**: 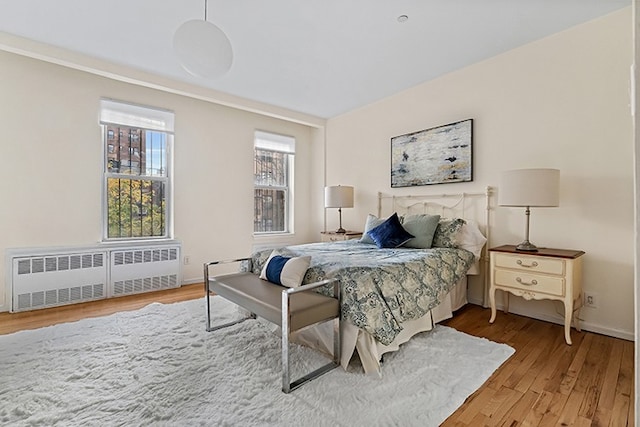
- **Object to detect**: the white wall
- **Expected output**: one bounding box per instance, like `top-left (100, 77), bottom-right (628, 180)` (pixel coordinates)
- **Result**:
top-left (325, 8), bottom-right (634, 339)
top-left (0, 49), bottom-right (325, 310)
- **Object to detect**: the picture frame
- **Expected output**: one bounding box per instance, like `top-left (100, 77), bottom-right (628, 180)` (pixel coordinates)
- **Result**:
top-left (391, 119), bottom-right (473, 187)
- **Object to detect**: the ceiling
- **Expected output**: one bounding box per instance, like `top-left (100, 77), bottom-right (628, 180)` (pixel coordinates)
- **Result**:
top-left (0, 0), bottom-right (630, 119)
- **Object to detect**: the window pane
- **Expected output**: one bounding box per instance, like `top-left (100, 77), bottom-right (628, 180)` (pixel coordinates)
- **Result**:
top-left (106, 125), bottom-right (166, 177)
top-left (146, 130), bottom-right (167, 177)
top-left (107, 178), bottom-right (166, 238)
top-left (254, 149), bottom-right (288, 186)
top-left (254, 188), bottom-right (286, 232)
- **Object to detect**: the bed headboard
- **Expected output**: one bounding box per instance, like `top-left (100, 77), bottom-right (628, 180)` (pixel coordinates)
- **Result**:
top-left (377, 187), bottom-right (492, 243)
top-left (377, 186), bottom-right (493, 306)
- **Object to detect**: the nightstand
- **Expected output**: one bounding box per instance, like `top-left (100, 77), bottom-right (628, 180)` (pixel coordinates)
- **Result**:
top-left (488, 245), bottom-right (585, 345)
top-left (320, 231), bottom-right (363, 242)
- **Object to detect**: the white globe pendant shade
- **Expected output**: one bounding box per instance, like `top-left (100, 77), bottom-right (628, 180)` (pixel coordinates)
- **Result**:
top-left (173, 19), bottom-right (233, 78)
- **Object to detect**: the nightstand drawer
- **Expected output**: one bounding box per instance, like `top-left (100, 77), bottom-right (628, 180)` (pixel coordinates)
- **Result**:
top-left (494, 269), bottom-right (565, 296)
top-left (494, 253), bottom-right (565, 276)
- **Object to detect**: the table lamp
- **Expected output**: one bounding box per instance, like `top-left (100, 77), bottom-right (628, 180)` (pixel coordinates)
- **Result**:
top-left (499, 169), bottom-right (559, 251)
top-left (324, 185), bottom-right (354, 233)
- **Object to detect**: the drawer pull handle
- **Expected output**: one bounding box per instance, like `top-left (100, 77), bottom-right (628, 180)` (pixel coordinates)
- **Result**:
top-left (516, 260), bottom-right (538, 268)
top-left (516, 277), bottom-right (538, 286)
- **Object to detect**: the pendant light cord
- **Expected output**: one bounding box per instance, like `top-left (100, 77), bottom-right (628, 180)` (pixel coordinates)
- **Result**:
top-left (204, 0), bottom-right (208, 21)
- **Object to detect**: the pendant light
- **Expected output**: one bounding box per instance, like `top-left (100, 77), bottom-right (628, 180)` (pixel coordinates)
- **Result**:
top-left (173, 0), bottom-right (233, 78)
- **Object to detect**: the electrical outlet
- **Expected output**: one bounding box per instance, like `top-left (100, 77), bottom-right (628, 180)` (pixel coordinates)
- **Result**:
top-left (584, 292), bottom-right (598, 308)
top-left (183, 256), bottom-right (191, 265)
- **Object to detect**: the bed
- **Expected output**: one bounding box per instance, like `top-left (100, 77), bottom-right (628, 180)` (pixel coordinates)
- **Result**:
top-left (252, 188), bottom-right (492, 375)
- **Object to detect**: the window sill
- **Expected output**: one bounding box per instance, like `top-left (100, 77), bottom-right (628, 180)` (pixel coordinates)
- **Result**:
top-left (253, 232), bottom-right (294, 238)
top-left (99, 238), bottom-right (181, 248)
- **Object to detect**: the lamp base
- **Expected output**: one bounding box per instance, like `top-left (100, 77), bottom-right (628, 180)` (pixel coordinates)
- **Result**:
top-left (335, 207), bottom-right (346, 234)
top-left (515, 240), bottom-right (539, 252)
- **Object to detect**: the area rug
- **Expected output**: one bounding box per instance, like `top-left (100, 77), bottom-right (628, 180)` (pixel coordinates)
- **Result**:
top-left (0, 298), bottom-right (514, 426)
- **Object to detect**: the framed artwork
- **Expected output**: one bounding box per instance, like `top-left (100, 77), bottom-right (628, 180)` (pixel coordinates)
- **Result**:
top-left (391, 119), bottom-right (473, 187)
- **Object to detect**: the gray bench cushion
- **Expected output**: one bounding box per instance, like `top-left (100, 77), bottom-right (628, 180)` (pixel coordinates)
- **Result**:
top-left (209, 272), bottom-right (339, 331)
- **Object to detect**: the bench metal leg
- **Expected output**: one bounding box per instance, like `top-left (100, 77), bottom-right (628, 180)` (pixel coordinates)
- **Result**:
top-left (207, 308), bottom-right (256, 332)
top-left (281, 289), bottom-right (341, 393)
top-left (204, 259), bottom-right (258, 332)
top-left (205, 289), bottom-right (256, 332)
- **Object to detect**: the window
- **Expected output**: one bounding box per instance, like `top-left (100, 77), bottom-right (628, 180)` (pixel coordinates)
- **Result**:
top-left (100, 99), bottom-right (174, 240)
top-left (254, 131), bottom-right (295, 234)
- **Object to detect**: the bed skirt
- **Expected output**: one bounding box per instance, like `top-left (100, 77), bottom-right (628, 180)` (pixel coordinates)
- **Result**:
top-left (291, 277), bottom-right (468, 375)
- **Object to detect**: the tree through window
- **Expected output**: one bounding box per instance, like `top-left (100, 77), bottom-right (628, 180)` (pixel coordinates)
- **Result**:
top-left (100, 99), bottom-right (174, 240)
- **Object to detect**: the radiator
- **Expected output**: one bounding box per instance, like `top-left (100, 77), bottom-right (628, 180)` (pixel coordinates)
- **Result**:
top-left (9, 243), bottom-right (181, 312)
top-left (110, 246), bottom-right (180, 297)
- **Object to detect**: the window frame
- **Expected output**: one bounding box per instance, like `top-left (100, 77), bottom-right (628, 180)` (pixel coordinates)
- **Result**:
top-left (253, 131), bottom-right (295, 235)
top-left (100, 99), bottom-right (174, 242)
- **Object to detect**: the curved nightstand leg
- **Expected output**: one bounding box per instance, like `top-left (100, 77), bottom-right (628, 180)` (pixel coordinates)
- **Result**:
top-left (564, 302), bottom-right (573, 345)
top-left (574, 305), bottom-right (582, 332)
top-left (489, 287), bottom-right (497, 323)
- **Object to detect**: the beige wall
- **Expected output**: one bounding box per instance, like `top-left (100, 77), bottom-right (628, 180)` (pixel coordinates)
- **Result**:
top-left (0, 50), bottom-right (325, 310)
top-left (325, 8), bottom-right (634, 339)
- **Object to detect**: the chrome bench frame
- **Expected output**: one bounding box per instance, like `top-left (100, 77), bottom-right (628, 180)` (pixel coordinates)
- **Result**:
top-left (204, 258), bottom-right (341, 393)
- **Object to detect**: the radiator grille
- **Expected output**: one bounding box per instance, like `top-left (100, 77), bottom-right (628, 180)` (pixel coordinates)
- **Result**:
top-left (112, 248), bottom-right (177, 266)
top-left (10, 245), bottom-right (181, 312)
top-left (15, 284), bottom-right (105, 311)
top-left (16, 253), bottom-right (105, 275)
top-left (112, 274), bottom-right (178, 296)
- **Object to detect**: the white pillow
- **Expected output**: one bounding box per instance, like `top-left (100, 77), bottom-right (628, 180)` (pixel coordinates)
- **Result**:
top-left (457, 221), bottom-right (487, 259)
top-left (259, 251), bottom-right (311, 288)
top-left (360, 214), bottom-right (386, 244)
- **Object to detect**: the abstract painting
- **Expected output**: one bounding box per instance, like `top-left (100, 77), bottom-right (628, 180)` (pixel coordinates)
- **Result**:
top-left (391, 119), bottom-right (473, 187)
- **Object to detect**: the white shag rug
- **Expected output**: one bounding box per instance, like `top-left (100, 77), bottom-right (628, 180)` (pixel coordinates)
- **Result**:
top-left (0, 297), bottom-right (514, 427)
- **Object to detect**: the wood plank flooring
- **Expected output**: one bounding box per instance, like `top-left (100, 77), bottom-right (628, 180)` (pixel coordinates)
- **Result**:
top-left (0, 284), bottom-right (634, 426)
top-left (441, 305), bottom-right (635, 426)
top-left (0, 283), bottom-right (205, 335)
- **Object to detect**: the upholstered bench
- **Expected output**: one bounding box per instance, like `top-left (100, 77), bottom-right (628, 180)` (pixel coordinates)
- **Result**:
top-left (204, 257), bottom-right (341, 393)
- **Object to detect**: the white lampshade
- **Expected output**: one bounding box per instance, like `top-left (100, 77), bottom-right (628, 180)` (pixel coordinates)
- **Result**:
top-left (324, 186), bottom-right (354, 208)
top-left (173, 19), bottom-right (233, 79)
top-left (499, 168), bottom-right (560, 251)
top-left (499, 169), bottom-right (560, 207)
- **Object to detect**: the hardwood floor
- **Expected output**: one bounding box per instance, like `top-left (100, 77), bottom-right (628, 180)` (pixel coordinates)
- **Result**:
top-left (441, 305), bottom-right (635, 426)
top-left (0, 284), bottom-right (634, 426)
top-left (0, 283), bottom-right (205, 335)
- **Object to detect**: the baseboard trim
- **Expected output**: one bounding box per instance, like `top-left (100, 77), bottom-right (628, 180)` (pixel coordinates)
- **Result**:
top-left (467, 298), bottom-right (634, 342)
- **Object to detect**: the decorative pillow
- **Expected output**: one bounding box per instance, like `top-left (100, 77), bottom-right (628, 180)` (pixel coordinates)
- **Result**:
top-left (259, 252), bottom-right (311, 288)
top-left (368, 213), bottom-right (415, 249)
top-left (432, 218), bottom-right (466, 248)
top-left (360, 214), bottom-right (386, 244)
top-left (401, 213), bottom-right (441, 249)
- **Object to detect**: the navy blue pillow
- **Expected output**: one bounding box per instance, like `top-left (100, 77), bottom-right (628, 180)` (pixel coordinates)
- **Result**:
top-left (264, 255), bottom-right (290, 285)
top-left (367, 213), bottom-right (415, 249)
